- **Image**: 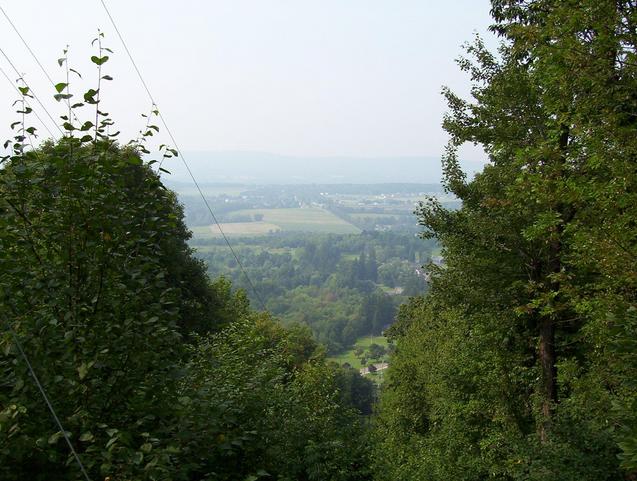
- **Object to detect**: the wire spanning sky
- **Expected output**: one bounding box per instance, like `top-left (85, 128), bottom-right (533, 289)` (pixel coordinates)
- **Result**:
top-left (0, 0), bottom-right (497, 180)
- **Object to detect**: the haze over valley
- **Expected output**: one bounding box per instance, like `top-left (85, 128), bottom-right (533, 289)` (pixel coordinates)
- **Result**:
top-left (164, 150), bottom-right (486, 184)
top-left (2, 1), bottom-right (636, 480)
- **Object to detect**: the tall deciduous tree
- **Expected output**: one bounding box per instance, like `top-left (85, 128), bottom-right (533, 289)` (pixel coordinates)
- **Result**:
top-left (375, 1), bottom-right (637, 479)
top-left (0, 139), bottom-right (188, 479)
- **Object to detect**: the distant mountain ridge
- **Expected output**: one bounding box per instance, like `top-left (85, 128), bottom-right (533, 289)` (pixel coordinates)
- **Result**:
top-left (164, 181), bottom-right (446, 195)
top-left (160, 151), bottom-right (486, 184)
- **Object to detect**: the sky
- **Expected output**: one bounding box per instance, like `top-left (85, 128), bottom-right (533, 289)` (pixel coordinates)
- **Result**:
top-left (0, 0), bottom-right (498, 182)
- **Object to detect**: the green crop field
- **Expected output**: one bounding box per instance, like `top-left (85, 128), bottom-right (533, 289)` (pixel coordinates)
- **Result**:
top-left (232, 208), bottom-right (361, 234)
top-left (193, 208), bottom-right (360, 237)
top-left (191, 222), bottom-right (281, 239)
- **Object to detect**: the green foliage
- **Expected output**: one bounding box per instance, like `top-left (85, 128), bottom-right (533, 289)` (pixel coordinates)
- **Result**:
top-left (328, 335), bottom-right (390, 371)
top-left (0, 140), bottom-right (186, 480)
top-left (610, 308), bottom-right (637, 471)
top-left (0, 42), bottom-right (372, 480)
top-left (193, 232), bottom-right (430, 352)
top-left (333, 363), bottom-right (376, 415)
top-left (366, 344), bottom-right (386, 361)
top-left (375, 1), bottom-right (637, 479)
top-left (176, 315), bottom-right (371, 481)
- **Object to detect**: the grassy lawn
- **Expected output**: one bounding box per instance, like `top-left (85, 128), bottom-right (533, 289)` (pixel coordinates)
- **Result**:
top-left (379, 285), bottom-right (404, 295)
top-left (366, 369), bottom-right (387, 385)
top-left (328, 335), bottom-right (390, 370)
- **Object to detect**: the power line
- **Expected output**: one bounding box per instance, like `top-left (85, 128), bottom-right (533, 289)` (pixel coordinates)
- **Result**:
top-left (0, 8), bottom-right (163, 479)
top-left (0, 65), bottom-right (57, 140)
top-left (4, 323), bottom-right (91, 481)
top-left (0, 37), bottom-right (85, 476)
top-left (0, 4), bottom-right (81, 127)
top-left (98, 0), bottom-right (156, 109)
top-left (0, 4), bottom-right (56, 87)
top-left (0, 46), bottom-right (63, 137)
top-left (99, 0), bottom-right (268, 311)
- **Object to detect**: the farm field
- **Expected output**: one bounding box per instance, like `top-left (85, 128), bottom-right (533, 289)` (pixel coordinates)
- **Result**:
top-left (191, 222), bottom-right (281, 239)
top-left (232, 208), bottom-right (361, 233)
top-left (193, 207), bottom-right (361, 237)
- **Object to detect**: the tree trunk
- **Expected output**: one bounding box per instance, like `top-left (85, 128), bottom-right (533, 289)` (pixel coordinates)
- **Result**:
top-left (538, 314), bottom-right (557, 442)
top-left (537, 124), bottom-right (569, 442)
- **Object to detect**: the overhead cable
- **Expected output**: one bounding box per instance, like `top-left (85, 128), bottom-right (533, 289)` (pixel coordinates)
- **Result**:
top-left (0, 64), bottom-right (57, 140)
top-left (3, 323), bottom-right (91, 481)
top-left (0, 4), bottom-right (81, 126)
top-left (98, 0), bottom-right (268, 311)
top-left (0, 46), bottom-right (63, 136)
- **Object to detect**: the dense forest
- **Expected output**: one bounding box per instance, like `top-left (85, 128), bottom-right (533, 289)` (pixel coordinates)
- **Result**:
top-left (2, 1), bottom-right (637, 480)
top-left (193, 232), bottom-right (433, 352)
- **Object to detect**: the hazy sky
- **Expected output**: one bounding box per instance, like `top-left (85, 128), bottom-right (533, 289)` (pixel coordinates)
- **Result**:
top-left (0, 0), bottom-right (496, 164)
